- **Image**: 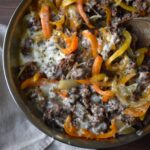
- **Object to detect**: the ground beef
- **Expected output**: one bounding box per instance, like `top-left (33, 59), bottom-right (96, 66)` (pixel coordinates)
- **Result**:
top-left (43, 100), bottom-right (70, 128)
top-left (69, 59), bottom-right (93, 79)
top-left (28, 16), bottom-right (41, 32)
top-left (121, 114), bottom-right (138, 126)
top-left (55, 54), bottom-right (76, 79)
top-left (21, 38), bottom-right (33, 55)
top-left (105, 99), bottom-right (124, 114)
top-left (27, 88), bottom-right (46, 112)
top-left (19, 62), bottom-right (38, 82)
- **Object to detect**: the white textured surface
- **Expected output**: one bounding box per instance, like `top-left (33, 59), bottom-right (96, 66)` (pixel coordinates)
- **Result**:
top-left (0, 24), bottom-right (94, 150)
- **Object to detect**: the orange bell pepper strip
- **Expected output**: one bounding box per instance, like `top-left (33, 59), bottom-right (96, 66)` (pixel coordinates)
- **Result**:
top-left (77, 0), bottom-right (93, 29)
top-left (60, 34), bottom-right (79, 55)
top-left (92, 55), bottom-right (103, 75)
top-left (96, 119), bottom-right (117, 139)
top-left (90, 74), bottom-right (106, 83)
top-left (106, 30), bottom-right (132, 68)
top-left (54, 89), bottom-right (68, 98)
top-left (21, 72), bottom-right (41, 90)
top-left (64, 115), bottom-right (117, 139)
top-left (124, 102), bottom-right (150, 117)
top-left (21, 74), bottom-right (58, 90)
top-left (64, 115), bottom-right (79, 137)
top-left (82, 119), bottom-right (117, 139)
top-left (93, 84), bottom-right (114, 102)
top-left (39, 5), bottom-right (52, 39)
top-left (75, 79), bottom-right (90, 84)
top-left (82, 30), bottom-right (98, 58)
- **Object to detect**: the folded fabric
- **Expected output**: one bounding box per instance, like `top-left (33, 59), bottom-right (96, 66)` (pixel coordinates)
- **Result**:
top-left (0, 24), bottom-right (94, 150)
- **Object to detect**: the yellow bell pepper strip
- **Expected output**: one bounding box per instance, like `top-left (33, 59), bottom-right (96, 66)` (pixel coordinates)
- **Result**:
top-left (106, 30), bottom-right (132, 68)
top-left (82, 30), bottom-right (98, 58)
top-left (62, 0), bottom-right (77, 7)
top-left (114, 0), bottom-right (137, 12)
top-left (21, 72), bottom-right (41, 90)
top-left (119, 72), bottom-right (136, 84)
top-left (49, 16), bottom-right (65, 30)
top-left (93, 84), bottom-right (114, 103)
top-left (39, 5), bottom-right (52, 39)
top-left (77, 0), bottom-right (94, 29)
top-left (143, 87), bottom-right (150, 99)
top-left (92, 55), bottom-right (103, 75)
top-left (76, 74), bottom-right (106, 85)
top-left (124, 102), bottom-right (150, 117)
top-left (101, 6), bottom-right (111, 26)
top-left (136, 48), bottom-right (148, 66)
top-left (97, 81), bottom-right (112, 87)
top-left (64, 115), bottom-right (117, 139)
top-left (60, 34), bottom-right (79, 55)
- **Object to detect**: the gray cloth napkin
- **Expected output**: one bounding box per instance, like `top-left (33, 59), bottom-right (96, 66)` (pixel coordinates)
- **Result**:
top-left (0, 24), bottom-right (94, 150)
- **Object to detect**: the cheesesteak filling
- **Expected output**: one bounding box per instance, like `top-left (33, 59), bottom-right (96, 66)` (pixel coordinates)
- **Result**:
top-left (18, 0), bottom-right (150, 139)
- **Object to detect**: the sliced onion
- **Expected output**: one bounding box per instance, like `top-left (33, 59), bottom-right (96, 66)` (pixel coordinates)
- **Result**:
top-left (58, 80), bottom-right (79, 90)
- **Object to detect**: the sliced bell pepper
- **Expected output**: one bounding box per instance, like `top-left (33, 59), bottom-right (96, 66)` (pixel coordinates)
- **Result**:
top-left (39, 5), bottom-right (52, 39)
top-left (62, 0), bottom-right (77, 7)
top-left (77, 0), bottom-right (94, 28)
top-left (64, 115), bottom-right (79, 137)
top-left (96, 119), bottom-right (117, 139)
top-left (114, 0), bottom-right (137, 12)
top-left (55, 0), bottom-right (62, 8)
top-left (119, 72), bottom-right (136, 84)
top-left (90, 74), bottom-right (106, 83)
top-left (60, 34), bottom-right (79, 55)
top-left (21, 72), bottom-right (41, 90)
top-left (49, 16), bottom-right (65, 30)
top-left (64, 115), bottom-right (117, 139)
top-left (93, 84), bottom-right (114, 102)
top-left (54, 89), bottom-right (68, 98)
top-left (76, 74), bottom-right (106, 85)
top-left (21, 74), bottom-right (58, 90)
top-left (76, 79), bottom-right (90, 84)
top-left (82, 30), bottom-right (98, 58)
top-left (106, 30), bottom-right (132, 68)
top-left (124, 102), bottom-right (150, 117)
top-left (92, 55), bottom-right (103, 75)
top-left (102, 6), bottom-right (112, 26)
top-left (136, 48), bottom-right (148, 66)
top-left (43, 0), bottom-right (59, 14)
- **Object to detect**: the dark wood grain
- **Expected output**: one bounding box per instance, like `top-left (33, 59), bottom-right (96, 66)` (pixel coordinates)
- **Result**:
top-left (0, 0), bottom-right (150, 149)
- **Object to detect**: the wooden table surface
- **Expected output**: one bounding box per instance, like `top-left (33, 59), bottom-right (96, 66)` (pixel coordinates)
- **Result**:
top-left (0, 0), bottom-right (150, 150)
